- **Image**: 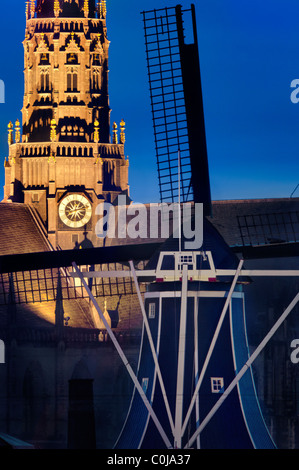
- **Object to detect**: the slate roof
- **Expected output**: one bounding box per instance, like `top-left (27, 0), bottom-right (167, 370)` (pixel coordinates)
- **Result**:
top-left (0, 202), bottom-right (96, 330)
top-left (209, 198), bottom-right (299, 248)
top-left (0, 203), bottom-right (49, 255)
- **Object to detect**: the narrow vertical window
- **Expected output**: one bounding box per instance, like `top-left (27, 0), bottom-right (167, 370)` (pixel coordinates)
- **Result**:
top-left (67, 73), bottom-right (72, 91)
top-left (73, 73), bottom-right (78, 91)
top-left (67, 71), bottom-right (78, 91)
top-left (93, 73), bottom-right (97, 90)
top-left (41, 74), bottom-right (45, 91)
top-left (149, 302), bottom-right (156, 319)
top-left (40, 71), bottom-right (49, 91)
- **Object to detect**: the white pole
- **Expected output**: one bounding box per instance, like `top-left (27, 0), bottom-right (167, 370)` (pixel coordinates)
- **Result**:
top-left (193, 296), bottom-right (201, 449)
top-left (174, 263), bottom-right (189, 448)
top-left (181, 259), bottom-right (244, 436)
top-left (129, 260), bottom-right (175, 435)
top-left (70, 269), bottom-right (299, 280)
top-left (185, 291), bottom-right (299, 449)
top-left (72, 262), bottom-right (173, 449)
top-left (178, 149), bottom-right (182, 254)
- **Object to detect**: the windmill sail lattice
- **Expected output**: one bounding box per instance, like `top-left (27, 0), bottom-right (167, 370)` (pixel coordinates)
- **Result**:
top-left (142, 4), bottom-right (211, 215)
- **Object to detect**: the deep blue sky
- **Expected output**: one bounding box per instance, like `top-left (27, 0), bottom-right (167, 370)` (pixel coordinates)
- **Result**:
top-left (0, 0), bottom-right (298, 203)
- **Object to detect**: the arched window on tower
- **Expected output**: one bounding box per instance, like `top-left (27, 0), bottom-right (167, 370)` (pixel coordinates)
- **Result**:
top-left (92, 69), bottom-right (101, 91)
top-left (67, 69), bottom-right (78, 92)
top-left (40, 70), bottom-right (50, 92)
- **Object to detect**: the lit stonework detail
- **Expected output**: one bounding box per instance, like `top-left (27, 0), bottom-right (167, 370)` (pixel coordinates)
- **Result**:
top-left (99, 0), bottom-right (107, 19)
top-left (50, 119), bottom-right (57, 142)
top-left (3, 0), bottom-right (130, 250)
top-left (7, 122), bottom-right (13, 146)
top-left (15, 120), bottom-right (21, 144)
top-left (30, 0), bottom-right (35, 19)
top-left (54, 0), bottom-right (60, 17)
top-left (120, 120), bottom-right (126, 145)
top-left (84, 0), bottom-right (89, 18)
top-left (94, 120), bottom-right (100, 143)
top-left (112, 122), bottom-right (118, 145)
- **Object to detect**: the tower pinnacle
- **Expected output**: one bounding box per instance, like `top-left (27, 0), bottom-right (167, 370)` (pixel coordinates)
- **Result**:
top-left (22, 0), bottom-right (110, 143)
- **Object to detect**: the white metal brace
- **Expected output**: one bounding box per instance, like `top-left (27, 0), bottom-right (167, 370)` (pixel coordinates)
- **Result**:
top-left (70, 250), bottom-right (299, 282)
top-left (129, 260), bottom-right (175, 435)
top-left (181, 258), bottom-right (244, 437)
top-left (184, 291), bottom-right (299, 449)
top-left (70, 250), bottom-right (299, 449)
top-left (174, 263), bottom-right (189, 448)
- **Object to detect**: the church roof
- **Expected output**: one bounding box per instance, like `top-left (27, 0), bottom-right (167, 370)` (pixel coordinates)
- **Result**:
top-left (0, 203), bottom-right (49, 256)
top-left (209, 197), bottom-right (299, 248)
top-left (0, 203), bottom-right (96, 331)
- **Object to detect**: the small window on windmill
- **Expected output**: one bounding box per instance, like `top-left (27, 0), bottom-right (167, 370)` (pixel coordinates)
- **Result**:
top-left (32, 193), bottom-right (39, 203)
top-left (211, 377), bottom-right (224, 394)
top-left (148, 302), bottom-right (156, 319)
top-left (179, 254), bottom-right (194, 271)
top-left (180, 255), bottom-right (193, 264)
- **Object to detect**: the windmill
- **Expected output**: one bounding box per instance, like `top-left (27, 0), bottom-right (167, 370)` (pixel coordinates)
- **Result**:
top-left (109, 4), bottom-right (299, 449)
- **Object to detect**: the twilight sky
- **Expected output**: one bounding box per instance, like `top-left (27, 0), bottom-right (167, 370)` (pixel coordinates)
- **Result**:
top-left (0, 0), bottom-right (298, 203)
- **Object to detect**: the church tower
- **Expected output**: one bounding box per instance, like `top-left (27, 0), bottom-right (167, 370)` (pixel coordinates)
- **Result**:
top-left (3, 0), bottom-right (130, 249)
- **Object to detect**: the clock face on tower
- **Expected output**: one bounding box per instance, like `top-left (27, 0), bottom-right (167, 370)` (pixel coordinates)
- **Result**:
top-left (58, 194), bottom-right (92, 228)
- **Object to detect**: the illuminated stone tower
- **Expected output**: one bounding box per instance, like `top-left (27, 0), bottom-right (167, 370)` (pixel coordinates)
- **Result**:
top-left (3, 0), bottom-right (129, 249)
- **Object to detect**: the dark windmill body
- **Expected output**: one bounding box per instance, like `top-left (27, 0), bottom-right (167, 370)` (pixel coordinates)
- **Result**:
top-left (113, 5), bottom-right (282, 449)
